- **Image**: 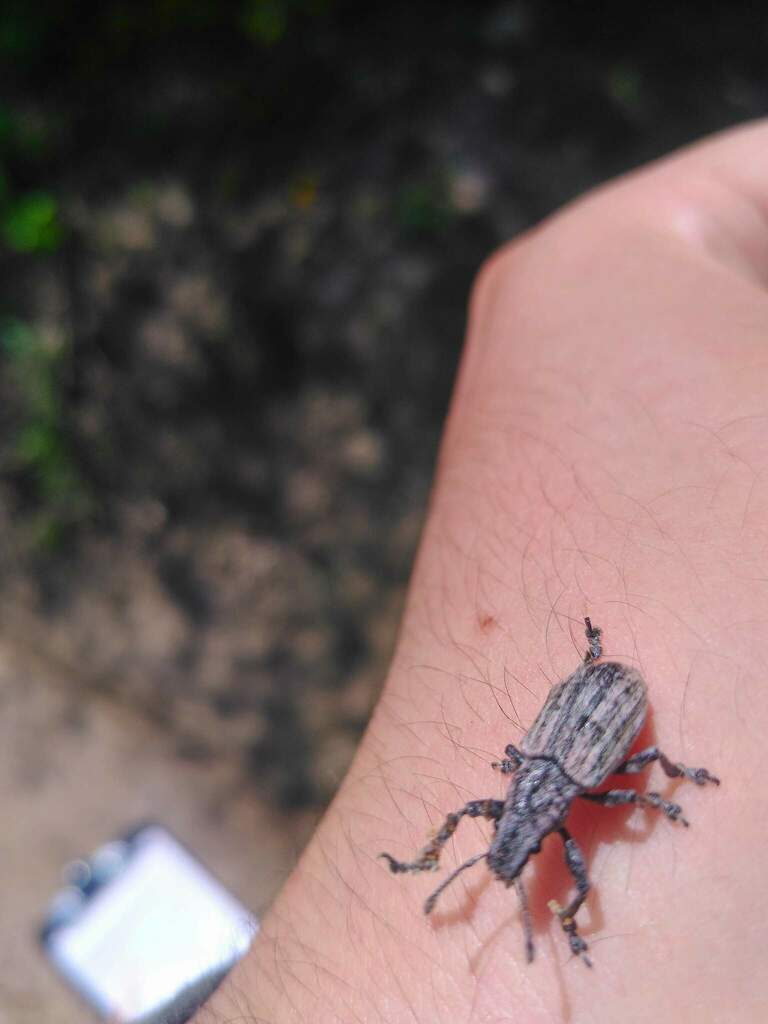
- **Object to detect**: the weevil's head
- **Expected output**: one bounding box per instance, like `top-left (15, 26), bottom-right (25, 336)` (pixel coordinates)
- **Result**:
top-left (487, 831), bottom-right (540, 882)
top-left (488, 760), bottom-right (575, 882)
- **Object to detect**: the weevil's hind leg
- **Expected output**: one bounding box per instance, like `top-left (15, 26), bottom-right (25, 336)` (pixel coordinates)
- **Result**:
top-left (423, 852), bottom-right (487, 914)
top-left (583, 617), bottom-right (602, 663)
top-left (513, 876), bottom-right (534, 963)
top-left (581, 788), bottom-right (690, 826)
top-left (379, 799), bottom-right (503, 875)
top-left (491, 743), bottom-right (524, 775)
top-left (548, 828), bottom-right (592, 967)
top-left (615, 745), bottom-right (720, 786)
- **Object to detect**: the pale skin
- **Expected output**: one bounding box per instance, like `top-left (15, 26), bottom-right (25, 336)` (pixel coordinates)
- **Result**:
top-left (196, 121), bottom-right (768, 1023)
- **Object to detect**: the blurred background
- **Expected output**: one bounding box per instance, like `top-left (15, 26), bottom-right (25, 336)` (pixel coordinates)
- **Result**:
top-left (1, 1), bottom-right (766, 1018)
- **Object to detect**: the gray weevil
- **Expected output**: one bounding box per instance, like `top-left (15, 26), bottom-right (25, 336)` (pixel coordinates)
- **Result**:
top-left (380, 618), bottom-right (720, 965)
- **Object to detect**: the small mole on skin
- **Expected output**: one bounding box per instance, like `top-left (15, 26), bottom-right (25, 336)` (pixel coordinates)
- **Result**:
top-left (478, 613), bottom-right (497, 632)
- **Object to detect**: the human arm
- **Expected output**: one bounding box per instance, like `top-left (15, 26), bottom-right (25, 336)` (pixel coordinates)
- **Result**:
top-left (196, 120), bottom-right (768, 1024)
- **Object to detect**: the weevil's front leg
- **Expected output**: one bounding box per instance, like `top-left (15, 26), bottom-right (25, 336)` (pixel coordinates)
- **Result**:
top-left (548, 828), bottom-right (592, 967)
top-left (379, 799), bottom-right (504, 874)
top-left (583, 617), bottom-right (602, 663)
top-left (615, 745), bottom-right (720, 786)
top-left (581, 788), bottom-right (690, 826)
top-left (491, 743), bottom-right (524, 775)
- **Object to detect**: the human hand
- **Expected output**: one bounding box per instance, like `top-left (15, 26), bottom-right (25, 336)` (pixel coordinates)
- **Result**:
top-left (197, 120), bottom-right (768, 1024)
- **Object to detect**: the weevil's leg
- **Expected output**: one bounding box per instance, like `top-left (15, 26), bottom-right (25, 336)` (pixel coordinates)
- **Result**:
top-left (581, 788), bottom-right (690, 826)
top-left (549, 828), bottom-right (592, 967)
top-left (423, 852), bottom-right (487, 914)
top-left (491, 743), bottom-right (524, 774)
top-left (513, 876), bottom-right (535, 963)
top-left (583, 617), bottom-right (602, 663)
top-left (614, 745), bottom-right (720, 786)
top-left (379, 799), bottom-right (503, 874)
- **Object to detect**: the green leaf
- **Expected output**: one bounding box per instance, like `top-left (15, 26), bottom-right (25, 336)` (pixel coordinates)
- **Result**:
top-left (3, 191), bottom-right (63, 252)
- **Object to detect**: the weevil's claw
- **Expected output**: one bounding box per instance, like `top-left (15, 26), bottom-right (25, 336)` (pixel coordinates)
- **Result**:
top-left (379, 851), bottom-right (438, 875)
top-left (379, 852), bottom-right (408, 874)
top-left (679, 764), bottom-right (719, 786)
top-left (549, 900), bottom-right (592, 967)
top-left (577, 942), bottom-right (593, 966)
top-left (665, 801), bottom-right (689, 827)
top-left (583, 617), bottom-right (603, 663)
top-left (565, 923), bottom-right (592, 967)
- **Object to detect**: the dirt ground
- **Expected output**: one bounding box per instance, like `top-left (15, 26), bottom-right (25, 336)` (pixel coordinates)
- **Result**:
top-left (2, 3), bottom-right (767, 1019)
top-left (0, 635), bottom-right (318, 1022)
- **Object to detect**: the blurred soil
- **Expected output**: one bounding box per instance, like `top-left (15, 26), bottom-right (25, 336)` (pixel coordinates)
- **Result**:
top-left (0, 637), bottom-right (315, 1022)
top-left (0, 2), bottom-right (766, 1019)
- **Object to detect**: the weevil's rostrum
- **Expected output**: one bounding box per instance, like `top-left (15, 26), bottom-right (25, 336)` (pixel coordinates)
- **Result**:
top-left (380, 618), bottom-right (720, 966)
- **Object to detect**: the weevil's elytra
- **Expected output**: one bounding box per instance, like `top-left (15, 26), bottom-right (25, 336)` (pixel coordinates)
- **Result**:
top-left (521, 659), bottom-right (647, 788)
top-left (380, 617), bottom-right (720, 966)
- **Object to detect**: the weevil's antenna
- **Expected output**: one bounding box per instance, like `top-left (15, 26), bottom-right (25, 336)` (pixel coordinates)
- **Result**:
top-left (423, 853), bottom-right (487, 915)
top-left (514, 877), bottom-right (534, 963)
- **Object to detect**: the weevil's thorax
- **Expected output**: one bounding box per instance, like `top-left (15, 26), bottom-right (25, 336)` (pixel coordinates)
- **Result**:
top-left (487, 759), bottom-right (580, 881)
